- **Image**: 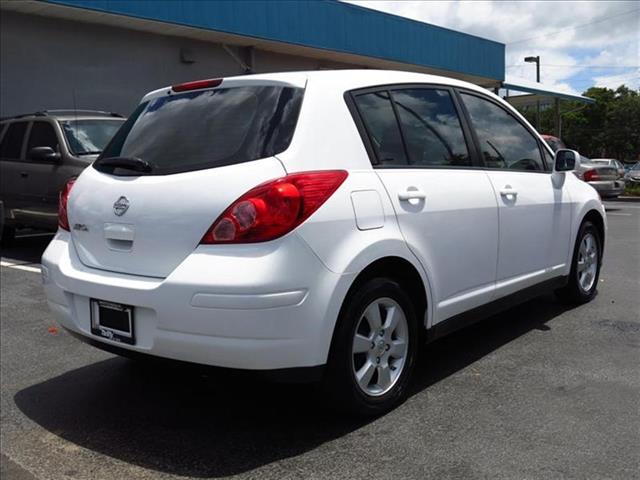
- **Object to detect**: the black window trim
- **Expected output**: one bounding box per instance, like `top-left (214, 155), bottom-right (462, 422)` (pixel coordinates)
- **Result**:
top-left (345, 83), bottom-right (484, 170)
top-left (454, 87), bottom-right (553, 174)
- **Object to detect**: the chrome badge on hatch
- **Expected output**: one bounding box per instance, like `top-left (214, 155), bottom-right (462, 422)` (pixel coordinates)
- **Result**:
top-left (113, 196), bottom-right (130, 216)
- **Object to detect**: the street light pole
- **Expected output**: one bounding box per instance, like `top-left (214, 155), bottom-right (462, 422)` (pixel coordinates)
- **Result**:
top-left (524, 55), bottom-right (541, 131)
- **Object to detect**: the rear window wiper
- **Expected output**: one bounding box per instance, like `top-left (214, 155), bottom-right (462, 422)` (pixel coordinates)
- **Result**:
top-left (93, 156), bottom-right (153, 174)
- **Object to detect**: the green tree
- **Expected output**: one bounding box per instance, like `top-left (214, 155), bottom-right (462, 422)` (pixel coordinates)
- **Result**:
top-left (517, 85), bottom-right (640, 162)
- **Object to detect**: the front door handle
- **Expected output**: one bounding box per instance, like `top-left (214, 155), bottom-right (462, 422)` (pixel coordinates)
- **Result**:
top-left (20, 171), bottom-right (28, 178)
top-left (499, 186), bottom-right (518, 198)
top-left (398, 188), bottom-right (426, 202)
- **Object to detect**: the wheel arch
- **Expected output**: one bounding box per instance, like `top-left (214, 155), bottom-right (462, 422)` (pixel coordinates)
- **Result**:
top-left (337, 255), bottom-right (430, 332)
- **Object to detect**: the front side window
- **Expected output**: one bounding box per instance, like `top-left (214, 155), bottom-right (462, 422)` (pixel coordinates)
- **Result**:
top-left (100, 86), bottom-right (303, 175)
top-left (0, 121), bottom-right (28, 160)
top-left (391, 89), bottom-right (470, 167)
top-left (60, 119), bottom-right (124, 156)
top-left (461, 93), bottom-right (545, 172)
top-left (27, 121), bottom-right (59, 154)
top-left (354, 91), bottom-right (407, 167)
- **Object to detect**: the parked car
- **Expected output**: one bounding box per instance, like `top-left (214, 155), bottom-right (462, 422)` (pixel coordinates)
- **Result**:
top-left (0, 110), bottom-right (125, 242)
top-left (625, 161), bottom-right (640, 184)
top-left (577, 160), bottom-right (626, 198)
top-left (41, 71), bottom-right (606, 415)
top-left (589, 158), bottom-right (626, 178)
top-left (541, 134), bottom-right (566, 152)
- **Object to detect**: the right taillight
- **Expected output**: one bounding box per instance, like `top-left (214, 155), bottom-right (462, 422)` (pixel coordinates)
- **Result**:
top-left (58, 178), bottom-right (76, 231)
top-left (583, 169), bottom-right (600, 182)
top-left (201, 170), bottom-right (348, 244)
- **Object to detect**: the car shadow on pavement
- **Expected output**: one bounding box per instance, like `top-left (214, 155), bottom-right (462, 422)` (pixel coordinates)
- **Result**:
top-left (14, 294), bottom-right (570, 478)
top-left (1, 232), bottom-right (53, 264)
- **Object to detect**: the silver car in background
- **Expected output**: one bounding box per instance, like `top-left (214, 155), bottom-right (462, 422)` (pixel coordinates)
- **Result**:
top-left (589, 158), bottom-right (626, 178)
top-left (577, 159), bottom-right (626, 198)
top-left (625, 162), bottom-right (640, 185)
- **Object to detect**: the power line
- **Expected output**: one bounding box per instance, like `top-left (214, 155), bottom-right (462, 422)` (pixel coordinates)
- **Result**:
top-left (507, 64), bottom-right (640, 69)
top-left (507, 8), bottom-right (640, 45)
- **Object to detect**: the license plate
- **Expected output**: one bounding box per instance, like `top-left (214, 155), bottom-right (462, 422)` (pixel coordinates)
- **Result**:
top-left (90, 299), bottom-right (135, 345)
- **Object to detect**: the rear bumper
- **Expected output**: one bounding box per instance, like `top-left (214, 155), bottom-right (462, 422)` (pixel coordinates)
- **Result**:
top-left (41, 231), bottom-right (355, 370)
top-left (588, 180), bottom-right (625, 197)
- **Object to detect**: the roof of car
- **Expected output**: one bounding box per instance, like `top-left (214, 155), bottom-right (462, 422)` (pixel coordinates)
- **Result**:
top-left (1, 110), bottom-right (124, 122)
top-left (143, 69), bottom-right (495, 103)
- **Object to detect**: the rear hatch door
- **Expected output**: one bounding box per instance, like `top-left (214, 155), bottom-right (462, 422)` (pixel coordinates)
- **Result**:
top-left (67, 79), bottom-right (304, 278)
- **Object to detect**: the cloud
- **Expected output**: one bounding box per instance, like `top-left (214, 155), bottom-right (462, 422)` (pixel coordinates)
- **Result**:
top-left (344, 1), bottom-right (640, 93)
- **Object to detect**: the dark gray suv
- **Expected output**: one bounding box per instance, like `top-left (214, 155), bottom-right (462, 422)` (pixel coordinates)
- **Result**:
top-left (0, 110), bottom-right (125, 242)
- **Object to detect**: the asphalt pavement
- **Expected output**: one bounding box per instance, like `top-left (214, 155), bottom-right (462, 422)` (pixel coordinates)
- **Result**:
top-left (1, 200), bottom-right (639, 480)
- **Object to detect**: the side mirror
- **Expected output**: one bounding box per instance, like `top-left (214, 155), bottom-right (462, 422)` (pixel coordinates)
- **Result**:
top-left (554, 149), bottom-right (579, 172)
top-left (28, 146), bottom-right (60, 162)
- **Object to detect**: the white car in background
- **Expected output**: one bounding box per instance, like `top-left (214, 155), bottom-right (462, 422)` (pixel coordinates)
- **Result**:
top-left (41, 70), bottom-right (606, 415)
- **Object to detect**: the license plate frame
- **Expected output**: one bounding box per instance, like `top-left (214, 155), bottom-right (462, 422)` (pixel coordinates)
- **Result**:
top-left (90, 299), bottom-right (135, 345)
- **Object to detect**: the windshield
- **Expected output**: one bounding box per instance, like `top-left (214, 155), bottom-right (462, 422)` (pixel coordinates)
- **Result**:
top-left (99, 85), bottom-right (304, 175)
top-left (631, 162), bottom-right (640, 171)
top-left (60, 119), bottom-right (125, 155)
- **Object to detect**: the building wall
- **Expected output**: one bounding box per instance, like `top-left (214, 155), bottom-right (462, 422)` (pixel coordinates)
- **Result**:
top-left (0, 11), bottom-right (357, 117)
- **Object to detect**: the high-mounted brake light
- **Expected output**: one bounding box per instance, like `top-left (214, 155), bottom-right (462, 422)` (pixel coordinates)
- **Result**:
top-left (583, 169), bottom-right (600, 182)
top-left (171, 78), bottom-right (223, 92)
top-left (201, 170), bottom-right (348, 244)
top-left (58, 178), bottom-right (76, 231)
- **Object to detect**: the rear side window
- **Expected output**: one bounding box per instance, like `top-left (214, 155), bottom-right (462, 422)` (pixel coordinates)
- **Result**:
top-left (100, 86), bottom-right (303, 175)
top-left (461, 93), bottom-right (545, 172)
top-left (27, 121), bottom-right (59, 153)
top-left (391, 89), bottom-right (470, 167)
top-left (354, 91), bottom-right (408, 166)
top-left (0, 121), bottom-right (28, 160)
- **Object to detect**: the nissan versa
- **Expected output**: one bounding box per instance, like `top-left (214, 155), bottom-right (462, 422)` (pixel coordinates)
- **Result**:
top-left (41, 70), bottom-right (606, 415)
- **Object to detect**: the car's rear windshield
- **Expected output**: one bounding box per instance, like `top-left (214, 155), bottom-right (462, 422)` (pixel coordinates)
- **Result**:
top-left (98, 85), bottom-right (304, 175)
top-left (60, 119), bottom-right (125, 155)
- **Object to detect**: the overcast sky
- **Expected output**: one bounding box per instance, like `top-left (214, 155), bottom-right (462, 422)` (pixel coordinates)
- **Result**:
top-left (346, 1), bottom-right (639, 94)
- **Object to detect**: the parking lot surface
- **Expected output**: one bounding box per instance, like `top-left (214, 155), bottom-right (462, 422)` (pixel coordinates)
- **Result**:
top-left (1, 201), bottom-right (639, 480)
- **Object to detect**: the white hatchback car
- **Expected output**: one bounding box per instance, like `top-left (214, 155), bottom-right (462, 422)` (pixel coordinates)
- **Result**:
top-left (42, 70), bottom-right (606, 415)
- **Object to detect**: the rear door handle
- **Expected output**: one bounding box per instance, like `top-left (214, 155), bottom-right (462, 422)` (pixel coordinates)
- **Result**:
top-left (398, 188), bottom-right (426, 202)
top-left (20, 171), bottom-right (28, 178)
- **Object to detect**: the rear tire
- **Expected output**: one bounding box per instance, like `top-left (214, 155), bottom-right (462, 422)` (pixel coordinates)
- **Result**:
top-left (556, 220), bottom-right (602, 304)
top-left (0, 202), bottom-right (16, 246)
top-left (322, 277), bottom-right (419, 416)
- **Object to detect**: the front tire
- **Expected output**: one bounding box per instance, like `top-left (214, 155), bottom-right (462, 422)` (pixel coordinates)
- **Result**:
top-left (322, 277), bottom-right (419, 416)
top-left (556, 220), bottom-right (602, 304)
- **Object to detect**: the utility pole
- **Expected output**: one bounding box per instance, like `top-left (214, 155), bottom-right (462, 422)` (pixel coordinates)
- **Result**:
top-left (524, 56), bottom-right (541, 131)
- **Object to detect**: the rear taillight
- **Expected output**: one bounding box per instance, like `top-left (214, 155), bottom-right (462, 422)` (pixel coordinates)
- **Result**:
top-left (201, 170), bottom-right (348, 244)
top-left (583, 169), bottom-right (600, 182)
top-left (58, 178), bottom-right (76, 231)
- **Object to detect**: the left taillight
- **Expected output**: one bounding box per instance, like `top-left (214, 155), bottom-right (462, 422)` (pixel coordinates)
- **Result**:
top-left (201, 170), bottom-right (348, 244)
top-left (58, 178), bottom-right (76, 231)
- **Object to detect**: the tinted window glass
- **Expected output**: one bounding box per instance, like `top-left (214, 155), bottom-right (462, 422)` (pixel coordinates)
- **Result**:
top-left (0, 122), bottom-right (28, 160)
top-left (60, 120), bottom-right (123, 155)
top-left (461, 93), bottom-right (544, 171)
top-left (392, 89), bottom-right (470, 167)
top-left (100, 86), bottom-right (303, 175)
top-left (354, 91), bottom-right (407, 166)
top-left (27, 122), bottom-right (59, 153)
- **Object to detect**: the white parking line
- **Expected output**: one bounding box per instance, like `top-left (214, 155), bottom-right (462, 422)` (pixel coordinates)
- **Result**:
top-left (607, 212), bottom-right (632, 216)
top-left (0, 260), bottom-right (41, 273)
